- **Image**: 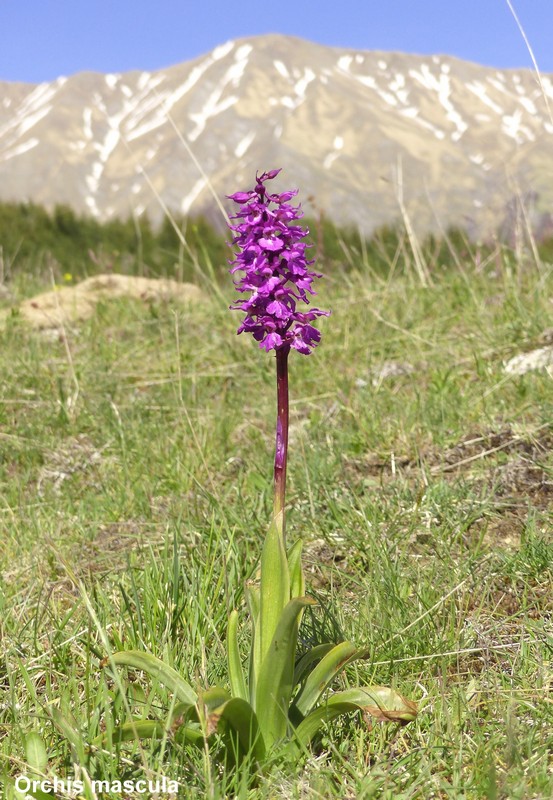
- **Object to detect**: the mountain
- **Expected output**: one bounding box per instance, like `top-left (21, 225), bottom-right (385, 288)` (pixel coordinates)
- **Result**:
top-left (1, 34), bottom-right (552, 238)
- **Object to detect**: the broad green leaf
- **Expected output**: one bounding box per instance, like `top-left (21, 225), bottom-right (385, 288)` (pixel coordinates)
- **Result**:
top-left (293, 641), bottom-right (359, 717)
top-left (105, 719), bottom-right (166, 743)
top-left (227, 609), bottom-right (248, 701)
top-left (258, 512), bottom-right (290, 669)
top-left (336, 686), bottom-right (418, 723)
top-left (169, 700), bottom-right (195, 723)
top-left (208, 698), bottom-right (265, 762)
top-left (173, 724), bottom-right (205, 745)
top-left (103, 719), bottom-right (204, 745)
top-left (96, 699), bottom-right (201, 747)
top-left (292, 698), bottom-right (360, 751)
top-left (25, 732), bottom-right (47, 774)
top-left (255, 596), bottom-right (316, 746)
top-left (293, 686), bottom-right (418, 749)
top-left (108, 651), bottom-right (197, 705)
top-left (293, 643), bottom-right (335, 688)
top-left (199, 687), bottom-right (231, 713)
top-left (287, 539), bottom-right (305, 599)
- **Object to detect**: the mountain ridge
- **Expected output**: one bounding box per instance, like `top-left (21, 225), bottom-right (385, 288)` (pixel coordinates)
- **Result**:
top-left (1, 33), bottom-right (552, 238)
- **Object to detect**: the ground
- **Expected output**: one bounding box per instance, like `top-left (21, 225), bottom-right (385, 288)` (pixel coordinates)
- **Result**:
top-left (1, 254), bottom-right (552, 799)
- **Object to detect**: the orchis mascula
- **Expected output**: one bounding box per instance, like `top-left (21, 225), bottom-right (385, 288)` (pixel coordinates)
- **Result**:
top-left (228, 169), bottom-right (329, 522)
top-left (103, 171), bottom-right (417, 771)
top-left (228, 168), bottom-right (329, 356)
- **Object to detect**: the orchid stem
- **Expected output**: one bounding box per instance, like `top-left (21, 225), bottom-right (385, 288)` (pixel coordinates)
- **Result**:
top-left (273, 345), bottom-right (290, 538)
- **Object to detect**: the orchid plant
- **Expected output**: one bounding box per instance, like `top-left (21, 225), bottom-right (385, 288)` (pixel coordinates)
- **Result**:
top-left (104, 170), bottom-right (417, 766)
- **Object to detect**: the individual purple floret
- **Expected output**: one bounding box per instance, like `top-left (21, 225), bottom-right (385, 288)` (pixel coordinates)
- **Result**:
top-left (227, 169), bottom-right (329, 355)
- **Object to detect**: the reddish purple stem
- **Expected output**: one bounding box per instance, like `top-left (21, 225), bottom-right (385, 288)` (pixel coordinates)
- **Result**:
top-left (273, 345), bottom-right (290, 526)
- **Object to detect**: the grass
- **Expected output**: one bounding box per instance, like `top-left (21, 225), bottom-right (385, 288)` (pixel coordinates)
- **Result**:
top-left (1, 249), bottom-right (552, 799)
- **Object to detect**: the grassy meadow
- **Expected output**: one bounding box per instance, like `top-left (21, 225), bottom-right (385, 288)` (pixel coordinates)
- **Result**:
top-left (1, 225), bottom-right (552, 798)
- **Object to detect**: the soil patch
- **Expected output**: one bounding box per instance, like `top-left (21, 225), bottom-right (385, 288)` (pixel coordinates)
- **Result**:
top-left (3, 273), bottom-right (205, 330)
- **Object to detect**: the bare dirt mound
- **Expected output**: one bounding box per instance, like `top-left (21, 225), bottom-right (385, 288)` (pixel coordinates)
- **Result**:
top-left (5, 274), bottom-right (206, 330)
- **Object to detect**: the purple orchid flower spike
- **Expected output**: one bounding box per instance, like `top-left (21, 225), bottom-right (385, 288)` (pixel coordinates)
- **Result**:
top-left (227, 169), bottom-right (329, 356)
top-left (227, 169), bottom-right (329, 525)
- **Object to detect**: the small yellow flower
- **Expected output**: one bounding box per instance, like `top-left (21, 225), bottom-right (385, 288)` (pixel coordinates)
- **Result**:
top-left (63, 273), bottom-right (73, 282)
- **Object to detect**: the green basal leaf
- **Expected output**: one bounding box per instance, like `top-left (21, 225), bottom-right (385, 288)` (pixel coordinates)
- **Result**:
top-left (108, 651), bottom-right (197, 705)
top-left (170, 700), bottom-right (195, 722)
top-left (293, 641), bottom-right (359, 717)
top-left (292, 686), bottom-right (418, 750)
top-left (287, 539), bottom-right (305, 599)
top-left (104, 720), bottom-right (162, 743)
top-left (102, 719), bottom-right (204, 746)
top-left (291, 700), bottom-right (357, 751)
top-left (199, 687), bottom-right (231, 714)
top-left (333, 686), bottom-right (418, 723)
top-left (258, 512), bottom-right (290, 670)
top-left (293, 643), bottom-right (335, 688)
top-left (227, 609), bottom-right (248, 701)
top-left (208, 698), bottom-right (265, 762)
top-left (255, 596), bottom-right (316, 746)
top-left (192, 686), bottom-right (233, 733)
top-left (172, 724), bottom-right (206, 745)
top-left (25, 732), bottom-right (48, 774)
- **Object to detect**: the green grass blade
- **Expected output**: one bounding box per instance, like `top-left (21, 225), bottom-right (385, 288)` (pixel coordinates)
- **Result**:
top-left (227, 609), bottom-right (248, 701)
top-left (293, 686), bottom-right (418, 749)
top-left (293, 643), bottom-right (335, 688)
top-left (287, 539), bottom-right (305, 599)
top-left (258, 514), bottom-right (290, 670)
top-left (293, 641), bottom-right (359, 717)
top-left (50, 708), bottom-right (87, 764)
top-left (245, 582), bottom-right (260, 703)
top-left (255, 596), bottom-right (316, 747)
top-left (245, 582), bottom-right (260, 625)
top-left (108, 651), bottom-right (197, 705)
top-left (208, 698), bottom-right (265, 762)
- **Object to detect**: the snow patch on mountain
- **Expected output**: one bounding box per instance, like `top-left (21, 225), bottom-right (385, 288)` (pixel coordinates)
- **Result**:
top-left (0, 81), bottom-right (59, 142)
top-left (409, 64), bottom-right (467, 140)
top-left (274, 60), bottom-right (289, 78)
top-left (212, 40), bottom-right (235, 61)
top-left (235, 130), bottom-right (256, 158)
top-left (0, 137), bottom-right (39, 161)
top-left (390, 73), bottom-right (409, 104)
top-left (337, 55), bottom-right (353, 72)
top-left (105, 74), bottom-right (119, 89)
top-left (323, 135), bottom-right (344, 169)
top-left (502, 109), bottom-right (535, 142)
top-left (188, 88), bottom-right (238, 142)
top-left (83, 108), bottom-right (93, 139)
top-left (181, 176), bottom-right (208, 214)
top-left (466, 81), bottom-right (504, 114)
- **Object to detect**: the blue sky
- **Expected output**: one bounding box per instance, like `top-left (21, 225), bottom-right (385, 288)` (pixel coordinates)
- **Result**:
top-left (1, 0), bottom-right (552, 83)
